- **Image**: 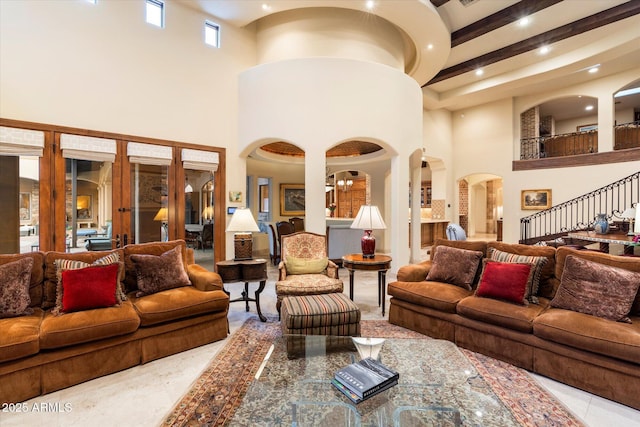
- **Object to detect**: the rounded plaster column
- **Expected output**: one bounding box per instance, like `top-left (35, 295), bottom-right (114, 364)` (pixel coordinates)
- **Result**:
top-left (237, 5), bottom-right (447, 268)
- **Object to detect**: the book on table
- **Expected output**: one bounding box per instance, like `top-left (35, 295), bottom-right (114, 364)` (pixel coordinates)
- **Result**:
top-left (333, 357), bottom-right (399, 402)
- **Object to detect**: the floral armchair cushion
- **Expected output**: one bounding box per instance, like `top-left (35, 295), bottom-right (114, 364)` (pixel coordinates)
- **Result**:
top-left (279, 232), bottom-right (338, 280)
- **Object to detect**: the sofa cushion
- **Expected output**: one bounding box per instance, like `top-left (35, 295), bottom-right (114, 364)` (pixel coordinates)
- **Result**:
top-left (426, 245), bottom-right (483, 290)
top-left (534, 308), bottom-right (640, 364)
top-left (53, 253), bottom-right (125, 315)
top-left (130, 246), bottom-right (191, 297)
top-left (555, 246), bottom-right (640, 316)
top-left (457, 295), bottom-right (549, 333)
top-left (0, 309), bottom-right (43, 363)
top-left (0, 257), bottom-right (34, 318)
top-left (123, 240), bottom-right (188, 294)
top-left (0, 252), bottom-right (44, 308)
top-left (40, 300), bottom-right (140, 349)
top-left (285, 256), bottom-right (329, 275)
top-left (551, 255), bottom-right (640, 323)
top-left (476, 260), bottom-right (533, 305)
top-left (487, 242), bottom-right (556, 300)
top-left (387, 281), bottom-right (473, 313)
top-left (43, 249), bottom-right (125, 309)
top-left (59, 263), bottom-right (121, 313)
top-left (128, 287), bottom-right (229, 326)
top-left (487, 247), bottom-right (548, 303)
top-left (275, 275), bottom-right (344, 298)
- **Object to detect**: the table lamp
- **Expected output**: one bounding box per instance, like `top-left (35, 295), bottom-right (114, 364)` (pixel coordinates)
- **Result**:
top-left (350, 205), bottom-right (386, 258)
top-left (153, 207), bottom-right (168, 241)
top-left (635, 206), bottom-right (640, 235)
top-left (622, 207), bottom-right (636, 236)
top-left (226, 207), bottom-right (260, 260)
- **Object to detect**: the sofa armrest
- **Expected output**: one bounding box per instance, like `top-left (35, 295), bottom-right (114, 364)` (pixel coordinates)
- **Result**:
top-left (278, 262), bottom-right (287, 280)
top-left (327, 260), bottom-right (339, 279)
top-left (187, 264), bottom-right (223, 292)
top-left (396, 261), bottom-right (432, 282)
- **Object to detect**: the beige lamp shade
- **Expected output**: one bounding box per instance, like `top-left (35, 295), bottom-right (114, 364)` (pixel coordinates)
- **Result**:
top-left (635, 207), bottom-right (640, 234)
top-left (153, 207), bottom-right (168, 222)
top-left (226, 208), bottom-right (260, 233)
top-left (350, 205), bottom-right (387, 230)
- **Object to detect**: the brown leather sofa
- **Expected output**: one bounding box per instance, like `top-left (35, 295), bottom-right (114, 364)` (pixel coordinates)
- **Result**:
top-left (388, 239), bottom-right (640, 410)
top-left (0, 240), bottom-right (229, 404)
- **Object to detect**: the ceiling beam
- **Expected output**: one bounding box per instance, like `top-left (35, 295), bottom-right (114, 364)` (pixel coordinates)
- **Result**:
top-left (426, 2), bottom-right (640, 86)
top-left (430, 0), bottom-right (450, 7)
top-left (451, 0), bottom-right (564, 48)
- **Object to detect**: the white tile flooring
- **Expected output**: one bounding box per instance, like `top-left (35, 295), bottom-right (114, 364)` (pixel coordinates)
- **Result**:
top-left (1, 244), bottom-right (639, 427)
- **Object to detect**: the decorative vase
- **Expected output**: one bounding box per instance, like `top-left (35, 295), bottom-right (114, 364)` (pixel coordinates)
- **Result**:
top-left (594, 213), bottom-right (610, 234)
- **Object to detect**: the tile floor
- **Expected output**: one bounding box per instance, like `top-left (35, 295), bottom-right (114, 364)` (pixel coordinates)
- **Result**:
top-left (2, 241), bottom-right (639, 427)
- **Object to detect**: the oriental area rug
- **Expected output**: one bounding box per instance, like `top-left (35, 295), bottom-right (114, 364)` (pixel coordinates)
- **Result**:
top-left (163, 318), bottom-right (584, 427)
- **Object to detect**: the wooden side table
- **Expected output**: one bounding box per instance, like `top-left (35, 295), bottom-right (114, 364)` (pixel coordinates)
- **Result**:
top-left (342, 254), bottom-right (392, 316)
top-left (216, 258), bottom-right (268, 322)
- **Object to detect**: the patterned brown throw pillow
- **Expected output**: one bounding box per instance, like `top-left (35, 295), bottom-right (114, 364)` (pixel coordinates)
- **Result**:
top-left (0, 257), bottom-right (34, 318)
top-left (131, 246), bottom-right (191, 297)
top-left (551, 255), bottom-right (640, 323)
top-left (426, 245), bottom-right (483, 290)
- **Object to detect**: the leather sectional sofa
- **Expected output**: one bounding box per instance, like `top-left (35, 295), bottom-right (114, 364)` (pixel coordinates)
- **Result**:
top-left (0, 240), bottom-right (229, 404)
top-left (388, 239), bottom-right (640, 410)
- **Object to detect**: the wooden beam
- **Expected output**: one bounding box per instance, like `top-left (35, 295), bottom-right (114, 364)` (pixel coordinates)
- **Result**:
top-left (451, 0), bottom-right (564, 47)
top-left (512, 148), bottom-right (640, 171)
top-left (426, 2), bottom-right (640, 86)
top-left (430, 0), bottom-right (450, 7)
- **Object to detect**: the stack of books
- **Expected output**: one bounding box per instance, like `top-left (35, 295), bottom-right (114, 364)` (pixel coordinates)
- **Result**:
top-left (332, 357), bottom-right (399, 404)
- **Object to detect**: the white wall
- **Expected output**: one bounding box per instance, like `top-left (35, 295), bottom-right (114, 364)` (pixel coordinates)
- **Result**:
top-left (0, 1), bottom-right (255, 146)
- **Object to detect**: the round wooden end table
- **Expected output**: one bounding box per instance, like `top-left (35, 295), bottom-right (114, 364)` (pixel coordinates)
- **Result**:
top-left (216, 258), bottom-right (267, 322)
top-left (341, 254), bottom-right (392, 316)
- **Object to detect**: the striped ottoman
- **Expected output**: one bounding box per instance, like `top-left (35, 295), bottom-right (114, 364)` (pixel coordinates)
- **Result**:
top-left (281, 293), bottom-right (361, 358)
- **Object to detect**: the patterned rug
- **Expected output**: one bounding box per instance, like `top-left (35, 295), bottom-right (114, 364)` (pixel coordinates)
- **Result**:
top-left (163, 318), bottom-right (584, 427)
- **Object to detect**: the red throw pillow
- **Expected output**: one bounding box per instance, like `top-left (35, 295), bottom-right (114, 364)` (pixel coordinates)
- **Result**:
top-left (61, 263), bottom-right (119, 313)
top-left (476, 261), bottom-right (533, 305)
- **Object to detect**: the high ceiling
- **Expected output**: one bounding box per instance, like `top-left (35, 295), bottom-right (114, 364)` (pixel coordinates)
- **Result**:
top-left (181, 0), bottom-right (640, 157)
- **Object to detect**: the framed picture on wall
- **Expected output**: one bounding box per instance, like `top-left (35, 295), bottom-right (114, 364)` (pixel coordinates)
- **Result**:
top-left (280, 184), bottom-right (305, 216)
top-left (521, 189), bottom-right (552, 210)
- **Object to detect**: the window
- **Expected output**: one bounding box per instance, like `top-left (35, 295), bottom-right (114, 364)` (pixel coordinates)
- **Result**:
top-left (146, 0), bottom-right (164, 28)
top-left (205, 21), bottom-right (220, 48)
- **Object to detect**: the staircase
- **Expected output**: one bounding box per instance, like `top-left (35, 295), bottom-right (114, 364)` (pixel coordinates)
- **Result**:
top-left (520, 171), bottom-right (640, 244)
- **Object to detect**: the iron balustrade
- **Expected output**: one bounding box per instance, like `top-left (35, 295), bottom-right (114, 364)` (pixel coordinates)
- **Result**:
top-left (520, 171), bottom-right (640, 244)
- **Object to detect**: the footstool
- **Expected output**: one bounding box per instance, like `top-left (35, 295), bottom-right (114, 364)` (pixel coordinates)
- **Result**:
top-left (280, 293), bottom-right (361, 358)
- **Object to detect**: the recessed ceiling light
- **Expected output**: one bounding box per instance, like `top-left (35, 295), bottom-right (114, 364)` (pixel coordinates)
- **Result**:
top-left (475, 69), bottom-right (484, 76)
top-left (518, 17), bottom-right (530, 27)
top-left (365, 0), bottom-right (375, 10)
top-left (588, 66), bottom-right (599, 74)
top-left (539, 46), bottom-right (550, 55)
top-left (585, 105), bottom-right (594, 111)
top-left (262, 3), bottom-right (271, 11)
top-left (427, 44), bottom-right (433, 50)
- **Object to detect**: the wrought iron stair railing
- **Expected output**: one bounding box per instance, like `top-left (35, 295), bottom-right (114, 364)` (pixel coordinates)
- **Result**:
top-left (520, 171), bottom-right (640, 244)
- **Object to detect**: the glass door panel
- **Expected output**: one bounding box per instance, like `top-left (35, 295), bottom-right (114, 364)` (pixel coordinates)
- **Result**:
top-left (65, 158), bottom-right (113, 252)
top-left (0, 156), bottom-right (40, 254)
top-left (130, 163), bottom-right (169, 244)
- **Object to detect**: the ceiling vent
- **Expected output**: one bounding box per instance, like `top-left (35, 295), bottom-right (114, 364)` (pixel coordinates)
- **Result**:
top-left (459, 0), bottom-right (480, 7)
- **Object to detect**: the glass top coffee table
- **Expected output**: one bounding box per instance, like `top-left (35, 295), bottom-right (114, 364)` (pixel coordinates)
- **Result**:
top-left (229, 335), bottom-right (520, 426)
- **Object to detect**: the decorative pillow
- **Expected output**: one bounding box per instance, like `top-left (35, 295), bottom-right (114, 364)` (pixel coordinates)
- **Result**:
top-left (131, 246), bottom-right (191, 297)
top-left (551, 255), bottom-right (640, 323)
top-left (285, 256), bottom-right (329, 275)
top-left (476, 260), bottom-right (533, 305)
top-left (0, 257), bottom-right (34, 318)
top-left (426, 245), bottom-right (483, 290)
top-left (60, 263), bottom-right (120, 313)
top-left (488, 248), bottom-right (548, 303)
top-left (53, 252), bottom-right (125, 315)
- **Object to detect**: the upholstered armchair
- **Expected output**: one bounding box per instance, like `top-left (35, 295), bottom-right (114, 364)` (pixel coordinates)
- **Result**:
top-left (275, 231), bottom-right (344, 315)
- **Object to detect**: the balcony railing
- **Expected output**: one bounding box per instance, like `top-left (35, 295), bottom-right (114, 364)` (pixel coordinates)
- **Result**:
top-left (520, 121), bottom-right (640, 160)
top-left (614, 120), bottom-right (640, 150)
top-left (520, 171), bottom-right (640, 244)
